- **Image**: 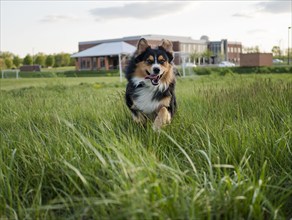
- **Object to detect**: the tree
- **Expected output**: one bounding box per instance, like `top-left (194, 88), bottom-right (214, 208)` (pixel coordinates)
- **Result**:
top-left (34, 53), bottom-right (46, 67)
top-left (23, 54), bottom-right (33, 65)
top-left (69, 57), bottom-right (76, 66)
top-left (244, 46), bottom-right (260, 53)
top-left (0, 58), bottom-right (4, 70)
top-left (4, 58), bottom-right (13, 69)
top-left (254, 46), bottom-right (260, 53)
top-left (13, 56), bottom-right (22, 68)
top-left (271, 46), bottom-right (281, 57)
top-left (54, 54), bottom-right (62, 67)
top-left (202, 49), bottom-right (213, 64)
top-left (0, 51), bottom-right (14, 60)
top-left (190, 51), bottom-right (201, 64)
top-left (45, 55), bottom-right (54, 67)
top-left (62, 53), bottom-right (71, 66)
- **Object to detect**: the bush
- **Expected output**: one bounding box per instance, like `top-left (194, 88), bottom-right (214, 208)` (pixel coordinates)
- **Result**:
top-left (19, 72), bottom-right (57, 78)
top-left (194, 67), bottom-right (214, 75)
top-left (217, 68), bottom-right (234, 76)
top-left (60, 70), bottom-right (120, 77)
top-left (232, 66), bottom-right (291, 74)
top-left (255, 67), bottom-right (271, 74)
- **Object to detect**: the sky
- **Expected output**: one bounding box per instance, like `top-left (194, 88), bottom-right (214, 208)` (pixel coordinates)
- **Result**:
top-left (1, 0), bottom-right (292, 57)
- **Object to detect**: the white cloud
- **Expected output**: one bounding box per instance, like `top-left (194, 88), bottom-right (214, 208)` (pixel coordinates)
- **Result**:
top-left (247, 29), bottom-right (268, 34)
top-left (89, 2), bottom-right (193, 21)
top-left (232, 1), bottom-right (291, 19)
top-left (40, 15), bottom-right (78, 23)
top-left (232, 12), bottom-right (253, 18)
top-left (256, 0), bottom-right (291, 14)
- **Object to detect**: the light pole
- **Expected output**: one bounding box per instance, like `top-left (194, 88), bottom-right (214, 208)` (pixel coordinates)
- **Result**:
top-left (288, 27), bottom-right (291, 65)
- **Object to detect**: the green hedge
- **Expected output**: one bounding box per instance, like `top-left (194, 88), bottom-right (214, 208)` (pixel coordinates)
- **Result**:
top-left (9, 66), bottom-right (292, 79)
top-left (193, 66), bottom-right (292, 75)
top-left (58, 70), bottom-right (120, 77)
top-left (19, 72), bottom-right (57, 78)
top-left (16, 70), bottom-right (120, 78)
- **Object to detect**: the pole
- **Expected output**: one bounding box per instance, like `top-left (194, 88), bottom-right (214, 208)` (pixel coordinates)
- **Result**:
top-left (288, 27), bottom-right (291, 65)
top-left (182, 56), bottom-right (186, 77)
top-left (118, 53), bottom-right (122, 82)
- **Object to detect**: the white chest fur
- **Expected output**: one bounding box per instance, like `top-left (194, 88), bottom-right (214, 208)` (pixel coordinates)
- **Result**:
top-left (131, 77), bottom-right (169, 115)
top-left (133, 85), bottom-right (161, 114)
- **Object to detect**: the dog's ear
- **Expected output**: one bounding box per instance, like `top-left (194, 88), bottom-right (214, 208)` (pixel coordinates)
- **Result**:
top-left (159, 39), bottom-right (174, 62)
top-left (160, 39), bottom-right (173, 53)
top-left (136, 38), bottom-right (149, 55)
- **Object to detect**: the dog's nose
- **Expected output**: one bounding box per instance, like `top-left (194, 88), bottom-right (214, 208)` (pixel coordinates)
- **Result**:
top-left (153, 67), bottom-right (160, 74)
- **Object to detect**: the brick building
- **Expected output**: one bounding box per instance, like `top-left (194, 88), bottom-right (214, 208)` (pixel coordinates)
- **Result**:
top-left (72, 34), bottom-right (242, 70)
top-left (240, 53), bottom-right (273, 67)
top-left (208, 39), bottom-right (242, 65)
top-left (73, 34), bottom-right (208, 70)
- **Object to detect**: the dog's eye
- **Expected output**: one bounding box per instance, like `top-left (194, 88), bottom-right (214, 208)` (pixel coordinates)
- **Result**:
top-left (159, 60), bottom-right (165, 64)
top-left (146, 59), bottom-right (154, 65)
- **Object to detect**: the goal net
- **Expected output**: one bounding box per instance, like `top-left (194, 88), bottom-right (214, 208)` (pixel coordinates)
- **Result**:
top-left (1, 69), bottom-right (20, 79)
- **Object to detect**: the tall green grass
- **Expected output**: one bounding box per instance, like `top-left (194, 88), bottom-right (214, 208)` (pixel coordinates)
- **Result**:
top-left (0, 74), bottom-right (291, 219)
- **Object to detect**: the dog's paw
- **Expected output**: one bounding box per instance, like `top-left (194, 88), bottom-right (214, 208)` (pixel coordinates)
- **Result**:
top-left (153, 107), bottom-right (171, 130)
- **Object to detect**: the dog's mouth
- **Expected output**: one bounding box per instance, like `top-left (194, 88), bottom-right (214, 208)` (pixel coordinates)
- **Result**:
top-left (145, 71), bottom-right (163, 86)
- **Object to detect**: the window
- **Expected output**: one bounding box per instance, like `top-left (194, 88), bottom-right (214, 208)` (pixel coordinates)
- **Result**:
top-left (100, 57), bottom-right (105, 67)
top-left (93, 58), bottom-right (96, 69)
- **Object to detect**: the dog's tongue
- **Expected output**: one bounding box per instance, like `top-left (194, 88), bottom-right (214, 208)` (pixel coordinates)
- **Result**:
top-left (145, 74), bottom-right (159, 80)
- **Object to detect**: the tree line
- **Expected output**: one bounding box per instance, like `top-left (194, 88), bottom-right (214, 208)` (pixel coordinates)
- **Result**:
top-left (0, 51), bottom-right (76, 70)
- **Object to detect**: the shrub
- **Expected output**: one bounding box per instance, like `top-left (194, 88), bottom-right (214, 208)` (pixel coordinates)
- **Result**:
top-left (217, 68), bottom-right (234, 76)
top-left (195, 67), bottom-right (213, 75)
top-left (256, 67), bottom-right (271, 74)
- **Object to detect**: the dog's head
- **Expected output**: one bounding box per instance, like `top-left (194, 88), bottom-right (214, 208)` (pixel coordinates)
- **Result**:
top-left (131, 38), bottom-right (174, 87)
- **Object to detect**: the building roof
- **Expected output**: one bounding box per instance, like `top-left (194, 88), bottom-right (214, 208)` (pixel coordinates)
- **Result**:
top-left (79, 34), bottom-right (207, 46)
top-left (71, 41), bottom-right (136, 58)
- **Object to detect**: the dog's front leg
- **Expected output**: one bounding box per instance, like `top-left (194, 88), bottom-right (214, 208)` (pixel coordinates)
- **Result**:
top-left (153, 107), bottom-right (171, 130)
top-left (132, 111), bottom-right (146, 124)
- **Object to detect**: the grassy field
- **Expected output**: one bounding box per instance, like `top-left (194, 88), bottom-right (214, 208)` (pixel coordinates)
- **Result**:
top-left (0, 77), bottom-right (122, 91)
top-left (0, 74), bottom-right (292, 219)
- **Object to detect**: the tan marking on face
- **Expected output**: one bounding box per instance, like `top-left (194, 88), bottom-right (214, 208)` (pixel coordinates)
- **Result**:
top-left (158, 55), bottom-right (166, 64)
top-left (134, 62), bottom-right (150, 78)
top-left (147, 55), bottom-right (154, 62)
top-left (160, 64), bottom-right (175, 85)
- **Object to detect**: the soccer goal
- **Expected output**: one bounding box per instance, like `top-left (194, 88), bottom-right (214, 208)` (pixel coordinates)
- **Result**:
top-left (1, 69), bottom-right (20, 79)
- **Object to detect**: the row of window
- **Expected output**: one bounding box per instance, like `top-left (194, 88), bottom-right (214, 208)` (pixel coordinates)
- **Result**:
top-left (80, 57), bottom-right (106, 69)
top-left (228, 47), bottom-right (242, 53)
top-left (184, 44), bottom-right (242, 55)
top-left (181, 44), bottom-right (207, 53)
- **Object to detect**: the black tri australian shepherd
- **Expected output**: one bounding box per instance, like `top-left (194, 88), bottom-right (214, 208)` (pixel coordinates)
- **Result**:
top-left (125, 38), bottom-right (177, 129)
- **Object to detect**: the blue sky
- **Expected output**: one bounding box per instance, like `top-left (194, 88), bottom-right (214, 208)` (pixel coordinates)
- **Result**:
top-left (1, 0), bottom-right (291, 57)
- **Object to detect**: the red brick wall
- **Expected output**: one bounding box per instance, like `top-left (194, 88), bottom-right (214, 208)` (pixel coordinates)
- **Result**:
top-left (240, 53), bottom-right (272, 67)
top-left (227, 43), bottom-right (242, 63)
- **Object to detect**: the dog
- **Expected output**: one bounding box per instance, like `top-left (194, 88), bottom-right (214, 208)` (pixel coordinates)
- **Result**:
top-left (125, 38), bottom-right (177, 129)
